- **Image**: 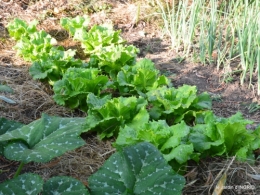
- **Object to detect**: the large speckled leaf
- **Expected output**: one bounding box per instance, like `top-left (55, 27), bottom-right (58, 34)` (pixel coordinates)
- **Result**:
top-left (0, 118), bottom-right (24, 135)
top-left (0, 173), bottom-right (43, 195)
top-left (0, 114), bottom-right (86, 163)
top-left (0, 118), bottom-right (24, 155)
top-left (42, 176), bottom-right (90, 195)
top-left (88, 142), bottom-right (185, 195)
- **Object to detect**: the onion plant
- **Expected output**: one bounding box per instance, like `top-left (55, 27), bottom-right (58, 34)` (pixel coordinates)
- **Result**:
top-left (156, 0), bottom-right (260, 94)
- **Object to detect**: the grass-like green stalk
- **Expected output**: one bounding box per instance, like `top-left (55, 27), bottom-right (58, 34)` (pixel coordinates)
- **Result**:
top-left (13, 162), bottom-right (25, 178)
top-left (156, 0), bottom-right (260, 94)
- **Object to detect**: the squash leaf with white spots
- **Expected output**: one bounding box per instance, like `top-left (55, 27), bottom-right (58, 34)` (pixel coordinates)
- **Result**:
top-left (42, 176), bottom-right (90, 195)
top-left (88, 142), bottom-right (185, 195)
top-left (0, 173), bottom-right (43, 195)
top-left (0, 117), bottom-right (24, 155)
top-left (0, 114), bottom-right (86, 163)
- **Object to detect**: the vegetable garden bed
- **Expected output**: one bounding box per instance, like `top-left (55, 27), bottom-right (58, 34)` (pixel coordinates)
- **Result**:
top-left (0, 0), bottom-right (260, 194)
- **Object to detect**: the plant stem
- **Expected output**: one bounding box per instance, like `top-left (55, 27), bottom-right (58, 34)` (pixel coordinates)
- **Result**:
top-left (14, 162), bottom-right (25, 178)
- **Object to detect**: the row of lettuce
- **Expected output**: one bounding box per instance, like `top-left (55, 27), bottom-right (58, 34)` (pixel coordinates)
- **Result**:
top-left (0, 16), bottom-right (259, 194)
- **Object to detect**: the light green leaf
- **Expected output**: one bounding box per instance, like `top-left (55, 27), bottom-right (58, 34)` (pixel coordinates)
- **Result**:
top-left (117, 59), bottom-right (170, 95)
top-left (89, 44), bottom-right (139, 78)
top-left (81, 24), bottom-right (125, 55)
top-left (7, 18), bottom-right (38, 41)
top-left (0, 173), bottom-right (43, 195)
top-left (60, 15), bottom-right (89, 38)
top-left (163, 144), bottom-right (194, 164)
top-left (53, 68), bottom-right (109, 112)
top-left (84, 96), bottom-right (149, 139)
top-left (88, 142), bottom-right (185, 195)
top-left (0, 114), bottom-right (86, 163)
top-left (147, 85), bottom-right (212, 123)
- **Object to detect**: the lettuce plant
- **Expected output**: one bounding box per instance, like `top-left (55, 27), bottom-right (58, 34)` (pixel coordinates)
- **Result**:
top-left (7, 18), bottom-right (85, 85)
top-left (117, 58), bottom-right (171, 95)
top-left (53, 67), bottom-right (110, 112)
top-left (146, 85), bottom-right (212, 124)
top-left (189, 111), bottom-right (260, 161)
top-left (89, 44), bottom-right (139, 78)
top-left (29, 47), bottom-right (84, 84)
top-left (60, 15), bottom-right (90, 37)
top-left (116, 120), bottom-right (197, 166)
top-left (7, 18), bottom-right (38, 41)
top-left (80, 24), bottom-right (125, 55)
top-left (116, 111), bottom-right (260, 169)
top-left (84, 95), bottom-right (149, 139)
top-left (61, 16), bottom-right (125, 55)
top-left (13, 30), bottom-right (57, 62)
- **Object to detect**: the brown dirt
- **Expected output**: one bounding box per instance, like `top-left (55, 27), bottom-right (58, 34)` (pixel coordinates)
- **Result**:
top-left (0, 0), bottom-right (260, 194)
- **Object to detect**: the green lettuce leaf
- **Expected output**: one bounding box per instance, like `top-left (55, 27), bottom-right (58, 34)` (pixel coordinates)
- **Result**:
top-left (60, 15), bottom-right (90, 37)
top-left (83, 95), bottom-right (149, 139)
top-left (53, 68), bottom-right (110, 112)
top-left (14, 30), bottom-right (57, 62)
top-left (117, 58), bottom-right (170, 95)
top-left (89, 44), bottom-right (139, 78)
top-left (146, 85), bottom-right (212, 124)
top-left (116, 120), bottom-right (196, 165)
top-left (7, 18), bottom-right (38, 41)
top-left (81, 24), bottom-right (125, 55)
top-left (190, 111), bottom-right (256, 160)
top-left (29, 47), bottom-right (84, 84)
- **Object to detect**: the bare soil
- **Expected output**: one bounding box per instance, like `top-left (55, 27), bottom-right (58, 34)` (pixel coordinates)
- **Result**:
top-left (0, 0), bottom-right (260, 194)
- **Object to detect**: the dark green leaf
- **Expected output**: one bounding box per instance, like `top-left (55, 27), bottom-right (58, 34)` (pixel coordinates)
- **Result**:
top-left (43, 176), bottom-right (90, 195)
top-left (0, 173), bottom-right (43, 195)
top-left (88, 142), bottom-right (185, 195)
top-left (0, 114), bottom-right (86, 163)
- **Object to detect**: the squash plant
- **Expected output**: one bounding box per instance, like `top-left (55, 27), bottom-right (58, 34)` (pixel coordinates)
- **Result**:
top-left (0, 116), bottom-right (185, 194)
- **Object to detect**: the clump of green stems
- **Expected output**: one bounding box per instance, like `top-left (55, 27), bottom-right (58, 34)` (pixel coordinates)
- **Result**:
top-left (156, 0), bottom-right (260, 95)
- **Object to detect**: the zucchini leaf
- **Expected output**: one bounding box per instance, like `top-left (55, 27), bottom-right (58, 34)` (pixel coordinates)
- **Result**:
top-left (0, 173), bottom-right (43, 195)
top-left (0, 173), bottom-right (90, 195)
top-left (43, 176), bottom-right (90, 195)
top-left (0, 117), bottom-right (24, 155)
top-left (0, 114), bottom-right (86, 163)
top-left (88, 142), bottom-right (185, 195)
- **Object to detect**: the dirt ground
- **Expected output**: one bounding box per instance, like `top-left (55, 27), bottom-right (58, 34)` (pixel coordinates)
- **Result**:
top-left (0, 0), bottom-right (260, 194)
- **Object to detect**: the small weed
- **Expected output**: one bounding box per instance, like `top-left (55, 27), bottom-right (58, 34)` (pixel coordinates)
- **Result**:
top-left (247, 102), bottom-right (260, 113)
